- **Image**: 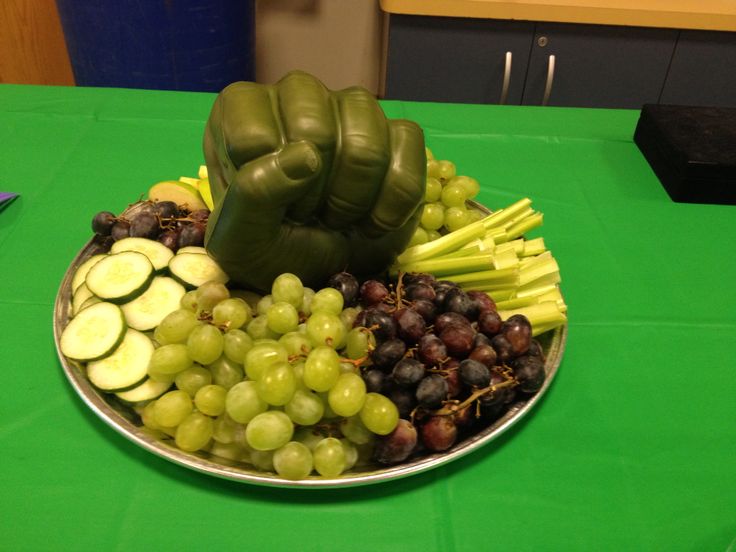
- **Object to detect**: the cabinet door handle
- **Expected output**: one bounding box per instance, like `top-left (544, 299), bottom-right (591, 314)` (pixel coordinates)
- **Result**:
top-left (542, 54), bottom-right (556, 106)
top-left (500, 51), bottom-right (512, 104)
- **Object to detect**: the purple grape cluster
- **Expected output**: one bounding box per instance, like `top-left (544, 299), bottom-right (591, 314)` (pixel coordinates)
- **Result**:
top-left (91, 200), bottom-right (209, 252)
top-left (353, 272), bottom-right (546, 465)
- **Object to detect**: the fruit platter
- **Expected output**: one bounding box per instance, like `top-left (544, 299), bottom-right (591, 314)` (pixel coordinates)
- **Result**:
top-left (53, 72), bottom-right (567, 488)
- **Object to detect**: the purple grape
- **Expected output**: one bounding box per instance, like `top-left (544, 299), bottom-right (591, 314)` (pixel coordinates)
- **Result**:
top-left (363, 369), bottom-right (386, 393)
top-left (453, 404), bottom-right (475, 428)
top-left (402, 273), bottom-right (435, 286)
top-left (412, 299), bottom-right (437, 323)
top-left (511, 355), bottom-right (546, 394)
top-left (189, 209), bottom-right (210, 223)
top-left (472, 332), bottom-right (492, 348)
top-left (468, 344), bottom-right (497, 368)
top-left (387, 386), bottom-right (417, 419)
top-left (467, 290), bottom-right (496, 314)
top-left (359, 309), bottom-right (397, 343)
top-left (91, 211), bottom-right (116, 236)
top-left (158, 229), bottom-right (180, 252)
top-left (178, 222), bottom-right (206, 248)
top-left (110, 220), bottom-right (131, 241)
top-left (415, 374), bottom-right (448, 407)
top-left (154, 201), bottom-right (179, 220)
top-left (374, 419), bottom-right (418, 464)
top-left (442, 288), bottom-right (478, 320)
top-left (328, 271), bottom-right (360, 307)
top-left (129, 212), bottom-right (160, 239)
top-left (417, 334), bottom-right (447, 366)
top-left (404, 283), bottom-right (436, 302)
top-left (392, 358), bottom-right (426, 388)
top-left (478, 310), bottom-right (503, 337)
top-left (502, 314), bottom-right (532, 356)
top-left (434, 312), bottom-right (471, 334)
top-left (359, 280), bottom-right (389, 306)
top-left (444, 362), bottom-right (462, 398)
top-left (394, 308), bottom-right (425, 344)
top-left (420, 416), bottom-right (457, 452)
top-left (370, 338), bottom-right (406, 369)
top-left (458, 359), bottom-right (491, 388)
top-left (490, 334), bottom-right (514, 364)
top-left (439, 324), bottom-right (475, 357)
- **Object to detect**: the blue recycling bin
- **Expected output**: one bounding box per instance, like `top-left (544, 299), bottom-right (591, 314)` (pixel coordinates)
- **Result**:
top-left (56, 0), bottom-right (255, 92)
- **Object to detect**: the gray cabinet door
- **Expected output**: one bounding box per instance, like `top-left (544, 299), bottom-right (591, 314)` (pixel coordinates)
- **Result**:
top-left (383, 15), bottom-right (534, 104)
top-left (659, 30), bottom-right (736, 108)
top-left (522, 23), bottom-right (678, 108)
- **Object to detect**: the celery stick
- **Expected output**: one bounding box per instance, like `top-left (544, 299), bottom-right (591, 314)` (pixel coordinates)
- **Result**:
top-left (522, 237), bottom-right (546, 257)
top-left (495, 239), bottom-right (525, 256)
top-left (519, 255), bottom-right (559, 287)
top-left (498, 301), bottom-right (567, 336)
top-left (506, 212), bottom-right (543, 241)
top-left (396, 254), bottom-right (495, 278)
top-left (492, 248), bottom-right (519, 270)
top-left (515, 282), bottom-right (558, 298)
top-left (395, 220), bottom-right (487, 264)
top-left (482, 198), bottom-right (532, 229)
top-left (486, 288), bottom-right (517, 301)
top-left (434, 243), bottom-right (483, 260)
top-left (495, 295), bottom-right (541, 310)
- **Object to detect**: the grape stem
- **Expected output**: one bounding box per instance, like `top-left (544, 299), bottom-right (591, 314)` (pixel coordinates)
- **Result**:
top-left (432, 371), bottom-right (517, 417)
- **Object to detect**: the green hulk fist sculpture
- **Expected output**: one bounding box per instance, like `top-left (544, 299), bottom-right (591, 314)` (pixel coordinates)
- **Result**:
top-left (203, 70), bottom-right (426, 293)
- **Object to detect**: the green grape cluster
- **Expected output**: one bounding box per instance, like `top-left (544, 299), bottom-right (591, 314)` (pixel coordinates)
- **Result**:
top-left (409, 147), bottom-right (486, 246)
top-left (137, 274), bottom-right (399, 480)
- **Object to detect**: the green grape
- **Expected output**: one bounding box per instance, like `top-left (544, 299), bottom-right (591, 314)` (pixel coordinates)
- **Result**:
top-left (225, 381), bottom-right (267, 424)
top-left (408, 226), bottom-right (429, 247)
top-left (141, 401), bottom-right (160, 431)
top-left (427, 229), bottom-right (442, 241)
top-left (153, 390), bottom-right (193, 427)
top-left (450, 175), bottom-right (481, 199)
top-left (256, 294), bottom-right (274, 316)
top-left (180, 290), bottom-right (198, 312)
top-left (466, 208), bottom-right (485, 224)
top-left (154, 309), bottom-right (199, 345)
top-left (196, 281), bottom-right (230, 312)
top-left (359, 393), bottom-right (399, 435)
top-left (212, 298), bottom-right (252, 329)
top-left (256, 361), bottom-right (296, 406)
top-left (244, 341), bottom-right (288, 381)
top-left (273, 441), bottom-right (313, 480)
top-left (341, 415), bottom-right (375, 445)
top-left (313, 437), bottom-right (346, 477)
top-left (327, 372), bottom-right (366, 417)
top-left (293, 427), bottom-right (324, 451)
top-left (148, 343), bottom-right (193, 375)
top-left (194, 384), bottom-right (227, 416)
top-left (310, 288), bottom-right (344, 315)
top-left (303, 345), bottom-right (340, 392)
top-left (278, 331), bottom-right (312, 359)
top-left (425, 176), bottom-right (442, 202)
top-left (209, 440), bottom-right (246, 462)
top-left (320, 392), bottom-right (340, 419)
top-left (420, 202), bottom-right (445, 231)
top-left (444, 206), bottom-right (471, 232)
top-left (340, 438), bottom-right (358, 471)
top-left (187, 323), bottom-right (224, 365)
top-left (346, 334), bottom-right (371, 363)
top-left (211, 413), bottom-right (242, 444)
top-left (440, 182), bottom-right (468, 208)
top-left (229, 288), bottom-right (262, 312)
top-left (339, 361), bottom-right (358, 374)
top-left (291, 360), bottom-right (306, 387)
top-left (246, 315), bottom-right (281, 341)
top-left (147, 366), bottom-right (178, 384)
top-left (306, 311), bottom-right (346, 348)
top-left (284, 388), bottom-right (324, 426)
top-left (266, 301), bottom-right (299, 334)
top-left (223, 328), bottom-right (253, 363)
top-left (271, 273), bottom-right (304, 308)
top-left (249, 449), bottom-right (274, 471)
top-left (425, 146), bottom-right (435, 160)
top-left (300, 287), bottom-right (315, 316)
top-left (207, 355), bottom-right (244, 390)
top-left (339, 307), bottom-right (360, 333)
top-left (175, 412), bottom-right (213, 452)
top-left (245, 411), bottom-right (294, 451)
top-left (426, 159), bottom-right (441, 179)
top-left (174, 364), bottom-right (212, 397)
top-left (437, 159), bottom-right (456, 180)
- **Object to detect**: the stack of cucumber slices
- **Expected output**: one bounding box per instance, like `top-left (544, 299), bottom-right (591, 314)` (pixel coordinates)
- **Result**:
top-left (60, 237), bottom-right (228, 398)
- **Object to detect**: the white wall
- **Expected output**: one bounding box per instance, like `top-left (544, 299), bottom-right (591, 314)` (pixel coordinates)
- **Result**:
top-left (255, 0), bottom-right (384, 94)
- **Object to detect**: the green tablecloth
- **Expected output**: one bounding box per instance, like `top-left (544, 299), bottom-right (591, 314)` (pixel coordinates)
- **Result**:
top-left (1, 84), bottom-right (734, 551)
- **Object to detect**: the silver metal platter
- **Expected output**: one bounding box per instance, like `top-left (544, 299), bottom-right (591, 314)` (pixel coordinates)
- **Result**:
top-left (53, 219), bottom-right (566, 489)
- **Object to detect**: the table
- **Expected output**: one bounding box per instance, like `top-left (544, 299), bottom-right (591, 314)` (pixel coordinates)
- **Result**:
top-left (1, 84), bottom-right (734, 551)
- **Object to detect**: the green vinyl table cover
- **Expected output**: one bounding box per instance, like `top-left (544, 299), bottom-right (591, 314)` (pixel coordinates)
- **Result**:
top-left (1, 84), bottom-right (734, 551)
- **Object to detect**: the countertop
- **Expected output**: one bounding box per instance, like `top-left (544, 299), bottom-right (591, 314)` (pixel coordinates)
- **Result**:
top-left (1, 84), bottom-right (735, 551)
top-left (379, 0), bottom-right (736, 31)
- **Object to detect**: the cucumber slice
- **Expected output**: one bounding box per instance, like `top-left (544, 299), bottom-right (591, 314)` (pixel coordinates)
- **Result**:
top-left (169, 252), bottom-right (229, 288)
top-left (115, 378), bottom-right (172, 403)
top-left (121, 276), bottom-right (186, 331)
top-left (79, 295), bottom-right (103, 312)
top-left (111, 237), bottom-right (175, 273)
top-left (87, 328), bottom-right (154, 392)
top-left (71, 254), bottom-right (106, 294)
top-left (59, 302), bottom-right (127, 361)
top-left (86, 251), bottom-right (154, 303)
top-left (71, 283), bottom-right (95, 317)
top-left (176, 246), bottom-right (207, 255)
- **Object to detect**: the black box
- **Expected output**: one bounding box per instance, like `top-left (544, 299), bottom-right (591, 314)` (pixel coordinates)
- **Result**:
top-left (633, 104), bottom-right (736, 205)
